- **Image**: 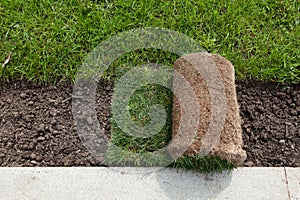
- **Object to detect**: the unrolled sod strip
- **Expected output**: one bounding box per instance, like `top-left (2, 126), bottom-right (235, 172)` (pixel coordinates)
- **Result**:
top-left (171, 52), bottom-right (247, 165)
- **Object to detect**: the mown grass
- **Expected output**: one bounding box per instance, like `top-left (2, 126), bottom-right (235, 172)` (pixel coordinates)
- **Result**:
top-left (1, 0), bottom-right (299, 173)
top-left (1, 0), bottom-right (299, 83)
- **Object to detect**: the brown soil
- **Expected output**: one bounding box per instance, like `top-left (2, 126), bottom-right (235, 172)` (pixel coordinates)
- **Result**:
top-left (0, 80), bottom-right (112, 166)
top-left (0, 80), bottom-right (299, 167)
top-left (237, 80), bottom-right (300, 167)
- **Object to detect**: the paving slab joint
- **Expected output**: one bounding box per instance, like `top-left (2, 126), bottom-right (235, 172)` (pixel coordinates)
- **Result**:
top-left (284, 167), bottom-right (292, 200)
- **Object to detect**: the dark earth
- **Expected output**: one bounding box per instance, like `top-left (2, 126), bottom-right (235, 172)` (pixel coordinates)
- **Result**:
top-left (237, 80), bottom-right (300, 167)
top-left (0, 79), bottom-right (299, 167)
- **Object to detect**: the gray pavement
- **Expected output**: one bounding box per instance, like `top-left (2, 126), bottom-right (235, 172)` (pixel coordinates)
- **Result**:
top-left (0, 167), bottom-right (299, 200)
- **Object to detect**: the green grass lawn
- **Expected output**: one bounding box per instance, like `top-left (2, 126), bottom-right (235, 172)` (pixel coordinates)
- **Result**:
top-left (1, 0), bottom-right (299, 83)
top-left (1, 0), bottom-right (299, 173)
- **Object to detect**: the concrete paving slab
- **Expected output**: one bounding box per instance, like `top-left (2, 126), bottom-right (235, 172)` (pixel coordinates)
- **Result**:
top-left (285, 167), bottom-right (300, 200)
top-left (0, 167), bottom-right (293, 200)
top-left (214, 167), bottom-right (288, 200)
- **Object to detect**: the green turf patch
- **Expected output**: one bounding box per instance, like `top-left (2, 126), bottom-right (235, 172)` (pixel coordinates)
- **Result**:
top-left (105, 82), bottom-right (174, 167)
top-left (104, 49), bottom-right (235, 173)
top-left (1, 0), bottom-right (299, 83)
top-left (168, 155), bottom-right (235, 174)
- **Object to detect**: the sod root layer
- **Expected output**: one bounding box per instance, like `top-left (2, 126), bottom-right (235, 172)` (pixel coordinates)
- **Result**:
top-left (0, 80), bottom-right (299, 167)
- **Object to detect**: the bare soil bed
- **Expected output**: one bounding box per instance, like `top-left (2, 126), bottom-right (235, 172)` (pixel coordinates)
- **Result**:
top-left (0, 80), bottom-right (299, 167)
top-left (237, 80), bottom-right (300, 167)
